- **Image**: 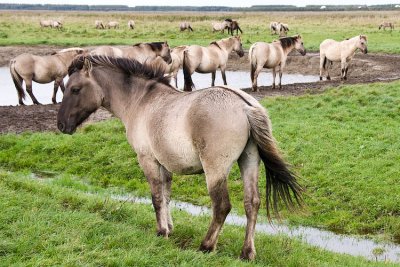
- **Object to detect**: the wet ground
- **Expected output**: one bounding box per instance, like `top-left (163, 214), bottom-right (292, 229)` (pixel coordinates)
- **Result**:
top-left (0, 45), bottom-right (400, 133)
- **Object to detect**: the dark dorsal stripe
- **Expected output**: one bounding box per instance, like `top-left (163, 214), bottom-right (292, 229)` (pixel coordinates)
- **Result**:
top-left (68, 55), bottom-right (171, 87)
top-left (209, 41), bottom-right (221, 49)
top-left (132, 42), bottom-right (165, 52)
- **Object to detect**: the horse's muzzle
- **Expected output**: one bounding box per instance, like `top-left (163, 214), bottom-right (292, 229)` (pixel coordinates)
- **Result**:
top-left (57, 121), bottom-right (75, 135)
top-left (301, 50), bottom-right (307, 56)
top-left (363, 48), bottom-right (368, 54)
top-left (237, 51), bottom-right (245, 57)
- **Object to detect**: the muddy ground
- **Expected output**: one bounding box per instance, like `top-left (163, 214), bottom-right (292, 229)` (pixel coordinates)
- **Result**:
top-left (0, 45), bottom-right (399, 134)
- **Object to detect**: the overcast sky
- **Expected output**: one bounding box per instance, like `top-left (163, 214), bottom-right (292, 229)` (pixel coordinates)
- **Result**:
top-left (1, 0), bottom-right (398, 7)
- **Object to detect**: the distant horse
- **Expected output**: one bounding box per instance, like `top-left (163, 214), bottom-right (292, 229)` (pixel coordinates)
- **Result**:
top-left (10, 48), bottom-right (85, 105)
top-left (107, 21), bottom-right (119, 29)
top-left (128, 20), bottom-right (135, 29)
top-left (183, 36), bottom-right (244, 91)
top-left (319, 35), bottom-right (368, 81)
top-left (212, 21), bottom-right (230, 33)
top-left (95, 20), bottom-right (105, 29)
top-left (270, 21), bottom-right (279, 34)
top-left (91, 41), bottom-right (172, 64)
top-left (228, 20), bottom-right (243, 35)
top-left (279, 23), bottom-right (289, 36)
top-left (52, 21), bottom-right (62, 30)
top-left (249, 35), bottom-right (306, 91)
top-left (58, 55), bottom-right (302, 261)
top-left (40, 20), bottom-right (53, 28)
top-left (378, 22), bottom-right (394, 30)
top-left (180, 22), bottom-right (193, 32)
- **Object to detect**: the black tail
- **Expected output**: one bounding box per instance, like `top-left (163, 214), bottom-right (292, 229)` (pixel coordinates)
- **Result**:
top-left (9, 60), bottom-right (25, 102)
top-left (246, 107), bottom-right (303, 221)
top-left (183, 50), bottom-right (194, 91)
top-left (322, 56), bottom-right (328, 70)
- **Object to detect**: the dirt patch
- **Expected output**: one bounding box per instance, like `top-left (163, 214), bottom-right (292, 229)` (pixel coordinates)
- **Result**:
top-left (0, 45), bottom-right (399, 134)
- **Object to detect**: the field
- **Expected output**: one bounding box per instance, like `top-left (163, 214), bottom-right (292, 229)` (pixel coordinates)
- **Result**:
top-left (1, 9), bottom-right (400, 265)
top-left (0, 11), bottom-right (399, 52)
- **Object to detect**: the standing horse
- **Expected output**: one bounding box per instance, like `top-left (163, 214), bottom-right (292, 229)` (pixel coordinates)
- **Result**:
top-left (58, 55), bottom-right (303, 261)
top-left (107, 21), bottom-right (119, 29)
top-left (212, 21), bottom-right (230, 33)
top-left (128, 20), bottom-right (135, 29)
top-left (95, 20), bottom-right (105, 29)
top-left (183, 36), bottom-right (244, 91)
top-left (228, 20), bottom-right (243, 35)
top-left (319, 35), bottom-right (368, 81)
top-left (10, 48), bottom-right (85, 105)
top-left (249, 35), bottom-right (306, 91)
top-left (180, 22), bottom-right (193, 32)
top-left (378, 22), bottom-right (394, 30)
top-left (270, 21), bottom-right (279, 34)
top-left (279, 23), bottom-right (289, 37)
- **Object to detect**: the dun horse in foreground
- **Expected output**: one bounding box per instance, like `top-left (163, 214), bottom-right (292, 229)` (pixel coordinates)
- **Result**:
top-left (249, 35), bottom-right (306, 91)
top-left (183, 36), bottom-right (244, 91)
top-left (10, 48), bottom-right (84, 105)
top-left (319, 35), bottom-right (368, 81)
top-left (58, 55), bottom-right (303, 260)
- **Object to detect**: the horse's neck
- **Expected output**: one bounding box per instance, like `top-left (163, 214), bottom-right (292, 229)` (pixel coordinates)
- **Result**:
top-left (343, 38), bottom-right (359, 56)
top-left (218, 40), bottom-right (234, 54)
top-left (276, 42), bottom-right (294, 57)
top-left (55, 52), bottom-right (74, 67)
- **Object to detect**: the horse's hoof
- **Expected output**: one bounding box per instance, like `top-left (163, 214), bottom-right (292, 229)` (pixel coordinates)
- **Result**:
top-left (34, 102), bottom-right (41, 105)
top-left (199, 243), bottom-right (215, 253)
top-left (327, 76), bottom-right (331, 81)
top-left (319, 76), bottom-right (322, 81)
top-left (240, 247), bottom-right (256, 261)
top-left (343, 77), bottom-right (347, 81)
top-left (156, 228), bottom-right (169, 238)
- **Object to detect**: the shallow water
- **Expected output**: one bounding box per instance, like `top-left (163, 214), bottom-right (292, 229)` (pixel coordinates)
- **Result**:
top-left (0, 67), bottom-right (319, 106)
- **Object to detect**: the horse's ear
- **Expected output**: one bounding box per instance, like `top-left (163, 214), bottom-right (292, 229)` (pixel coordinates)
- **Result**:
top-left (83, 57), bottom-right (92, 76)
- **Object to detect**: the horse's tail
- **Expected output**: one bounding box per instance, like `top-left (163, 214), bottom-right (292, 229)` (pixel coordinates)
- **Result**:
top-left (249, 44), bottom-right (256, 83)
top-left (246, 105), bottom-right (303, 220)
top-left (182, 50), bottom-right (194, 91)
top-left (9, 59), bottom-right (25, 101)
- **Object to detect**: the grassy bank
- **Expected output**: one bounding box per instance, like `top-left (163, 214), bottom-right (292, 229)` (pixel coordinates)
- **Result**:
top-left (0, 170), bottom-right (395, 266)
top-left (0, 81), bottom-right (399, 243)
top-left (0, 11), bottom-right (399, 52)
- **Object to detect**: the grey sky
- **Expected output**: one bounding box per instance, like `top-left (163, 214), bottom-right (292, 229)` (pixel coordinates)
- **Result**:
top-left (0, 0), bottom-right (398, 7)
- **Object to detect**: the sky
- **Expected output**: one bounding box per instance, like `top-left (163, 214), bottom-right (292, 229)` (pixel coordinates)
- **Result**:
top-left (0, 0), bottom-right (398, 7)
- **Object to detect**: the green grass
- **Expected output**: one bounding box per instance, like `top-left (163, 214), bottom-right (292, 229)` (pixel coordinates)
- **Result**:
top-left (0, 170), bottom-right (395, 266)
top-left (0, 81), bottom-right (400, 244)
top-left (0, 11), bottom-right (399, 52)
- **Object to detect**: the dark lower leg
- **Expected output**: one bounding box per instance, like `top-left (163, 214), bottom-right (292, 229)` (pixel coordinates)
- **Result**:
top-left (211, 71), bottom-right (216, 87)
top-left (26, 84), bottom-right (40, 105)
top-left (221, 70), bottom-right (227, 85)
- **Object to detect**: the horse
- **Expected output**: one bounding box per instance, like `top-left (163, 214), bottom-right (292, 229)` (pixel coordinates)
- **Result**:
top-left (90, 42), bottom-right (172, 64)
top-left (52, 21), bottom-right (62, 30)
top-left (378, 22), bottom-right (394, 30)
top-left (228, 20), bottom-right (243, 36)
top-left (179, 22), bottom-right (193, 32)
top-left (107, 21), bottom-right (119, 29)
top-left (128, 20), bottom-right (135, 29)
top-left (57, 55), bottom-right (303, 261)
top-left (169, 45), bottom-right (188, 88)
top-left (270, 21), bottom-right (279, 34)
top-left (9, 48), bottom-right (85, 105)
top-left (319, 35), bottom-right (368, 81)
top-left (279, 23), bottom-right (289, 37)
top-left (183, 36), bottom-right (244, 91)
top-left (95, 20), bottom-right (105, 29)
top-left (40, 20), bottom-right (53, 28)
top-left (249, 35), bottom-right (306, 91)
top-left (212, 21), bottom-right (230, 33)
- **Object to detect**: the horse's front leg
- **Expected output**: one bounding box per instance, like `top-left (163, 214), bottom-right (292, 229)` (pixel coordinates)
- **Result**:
top-left (278, 65), bottom-right (283, 89)
top-left (221, 67), bottom-right (227, 86)
top-left (272, 68), bottom-right (277, 89)
top-left (341, 60), bottom-right (348, 81)
top-left (60, 79), bottom-right (66, 93)
top-left (138, 156), bottom-right (172, 237)
top-left (52, 80), bottom-right (61, 104)
top-left (211, 71), bottom-right (216, 87)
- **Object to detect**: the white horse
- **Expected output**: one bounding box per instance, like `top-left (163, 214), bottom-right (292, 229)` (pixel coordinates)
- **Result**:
top-left (249, 35), bottom-right (306, 91)
top-left (319, 35), bottom-right (368, 81)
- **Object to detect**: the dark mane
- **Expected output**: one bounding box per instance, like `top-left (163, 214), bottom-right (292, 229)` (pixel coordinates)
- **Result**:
top-left (68, 55), bottom-right (171, 87)
top-left (279, 36), bottom-right (298, 49)
top-left (132, 42), bottom-right (165, 51)
top-left (209, 41), bottom-right (221, 49)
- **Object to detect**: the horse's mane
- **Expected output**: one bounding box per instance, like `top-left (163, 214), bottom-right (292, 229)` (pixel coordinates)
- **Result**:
top-left (209, 41), bottom-right (221, 49)
top-left (68, 55), bottom-right (171, 87)
top-left (279, 36), bottom-right (299, 49)
top-left (133, 42), bottom-right (165, 51)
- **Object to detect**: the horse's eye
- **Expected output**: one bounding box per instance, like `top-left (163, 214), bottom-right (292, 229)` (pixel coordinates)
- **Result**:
top-left (301, 42), bottom-right (304, 45)
top-left (71, 88), bottom-right (81, 94)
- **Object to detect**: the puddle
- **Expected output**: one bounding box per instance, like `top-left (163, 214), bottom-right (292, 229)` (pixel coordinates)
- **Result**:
top-left (0, 67), bottom-right (319, 106)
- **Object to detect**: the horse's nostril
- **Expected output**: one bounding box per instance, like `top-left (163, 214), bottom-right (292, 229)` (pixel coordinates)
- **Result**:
top-left (57, 122), bottom-right (65, 132)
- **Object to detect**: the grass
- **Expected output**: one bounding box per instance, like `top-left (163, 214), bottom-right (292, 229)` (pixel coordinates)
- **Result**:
top-left (0, 80), bottom-right (399, 245)
top-left (0, 10), bottom-right (399, 52)
top-left (0, 170), bottom-right (395, 266)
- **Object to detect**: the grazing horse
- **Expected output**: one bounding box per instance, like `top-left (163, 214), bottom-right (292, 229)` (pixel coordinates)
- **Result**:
top-left (319, 35), bottom-right (368, 81)
top-left (58, 55), bottom-right (303, 261)
top-left (9, 48), bottom-right (85, 105)
top-left (378, 22), bottom-right (394, 30)
top-left (183, 36), bottom-right (244, 91)
top-left (212, 21), bottom-right (230, 33)
top-left (279, 23), bottom-right (289, 37)
top-left (228, 20), bottom-right (243, 35)
top-left (249, 35), bottom-right (306, 91)
top-left (91, 42), bottom-right (172, 64)
top-left (128, 20), bottom-right (135, 29)
top-left (107, 21), bottom-right (119, 29)
top-left (95, 20), bottom-right (105, 29)
top-left (180, 22), bottom-right (193, 32)
top-left (40, 20), bottom-right (53, 28)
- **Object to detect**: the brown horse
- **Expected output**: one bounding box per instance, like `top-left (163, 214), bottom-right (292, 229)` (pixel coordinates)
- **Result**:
top-left (57, 55), bottom-right (302, 260)
top-left (228, 20), bottom-right (243, 35)
top-left (183, 36), bottom-right (244, 91)
top-left (249, 35), bottom-right (306, 91)
top-left (10, 48), bottom-right (85, 105)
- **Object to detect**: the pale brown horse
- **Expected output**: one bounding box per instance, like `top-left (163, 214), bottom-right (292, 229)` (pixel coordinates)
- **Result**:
top-left (183, 36), bottom-right (244, 91)
top-left (10, 48), bottom-right (85, 105)
top-left (40, 20), bottom-right (53, 28)
top-left (95, 20), bottom-right (105, 29)
top-left (180, 22), bottom-right (193, 32)
top-left (319, 35), bottom-right (368, 81)
top-left (249, 35), bottom-right (306, 91)
top-left (128, 20), bottom-right (135, 29)
top-left (107, 21), bottom-right (119, 29)
top-left (378, 22), bottom-right (394, 30)
top-left (91, 42), bottom-right (172, 64)
top-left (58, 55), bottom-right (302, 260)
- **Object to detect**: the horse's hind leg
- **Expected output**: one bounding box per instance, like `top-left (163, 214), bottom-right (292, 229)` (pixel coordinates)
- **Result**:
top-left (272, 68), bottom-right (277, 89)
top-left (238, 139), bottom-right (260, 260)
top-left (52, 80), bottom-right (60, 104)
top-left (251, 65), bottom-right (263, 92)
top-left (221, 68), bottom-right (227, 86)
top-left (60, 79), bottom-right (66, 93)
top-left (25, 80), bottom-right (40, 105)
top-left (278, 66), bottom-right (283, 89)
top-left (211, 71), bottom-right (216, 87)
